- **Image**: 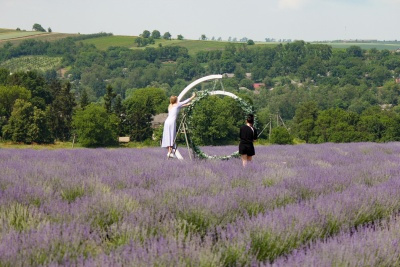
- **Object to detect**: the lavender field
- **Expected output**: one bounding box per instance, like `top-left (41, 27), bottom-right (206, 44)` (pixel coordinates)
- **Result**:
top-left (1, 143), bottom-right (400, 266)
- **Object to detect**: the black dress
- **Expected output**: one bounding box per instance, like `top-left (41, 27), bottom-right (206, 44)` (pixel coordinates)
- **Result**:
top-left (239, 125), bottom-right (257, 156)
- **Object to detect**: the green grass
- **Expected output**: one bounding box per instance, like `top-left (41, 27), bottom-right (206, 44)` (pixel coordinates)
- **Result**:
top-left (80, 35), bottom-right (278, 55)
top-left (320, 42), bottom-right (400, 51)
top-left (0, 29), bottom-right (77, 48)
top-left (0, 141), bottom-right (81, 150)
top-left (0, 55), bottom-right (62, 72)
top-left (79, 35), bottom-right (137, 50)
top-left (0, 29), bottom-right (48, 40)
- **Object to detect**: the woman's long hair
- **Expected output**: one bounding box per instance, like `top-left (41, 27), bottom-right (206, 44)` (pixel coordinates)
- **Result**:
top-left (170, 96), bottom-right (178, 104)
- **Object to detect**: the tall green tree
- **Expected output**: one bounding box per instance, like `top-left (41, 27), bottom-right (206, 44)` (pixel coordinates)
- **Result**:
top-left (151, 30), bottom-right (161, 39)
top-left (2, 99), bottom-right (33, 142)
top-left (73, 104), bottom-right (118, 147)
top-left (80, 88), bottom-right (89, 109)
top-left (122, 96), bottom-right (154, 141)
top-left (32, 23), bottom-right (46, 32)
top-left (48, 81), bottom-right (76, 141)
top-left (293, 101), bottom-right (318, 143)
top-left (104, 85), bottom-right (116, 113)
top-left (0, 85), bottom-right (31, 119)
top-left (2, 99), bottom-right (53, 143)
top-left (163, 32), bottom-right (171, 40)
top-left (141, 30), bottom-right (151, 38)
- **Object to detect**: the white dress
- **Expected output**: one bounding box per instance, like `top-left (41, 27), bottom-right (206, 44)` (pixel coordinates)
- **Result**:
top-left (161, 98), bottom-right (191, 148)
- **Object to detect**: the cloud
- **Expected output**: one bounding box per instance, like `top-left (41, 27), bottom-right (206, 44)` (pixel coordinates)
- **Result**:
top-left (278, 0), bottom-right (310, 9)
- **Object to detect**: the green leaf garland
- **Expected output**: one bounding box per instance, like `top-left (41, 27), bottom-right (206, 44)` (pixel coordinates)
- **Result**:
top-left (183, 90), bottom-right (257, 160)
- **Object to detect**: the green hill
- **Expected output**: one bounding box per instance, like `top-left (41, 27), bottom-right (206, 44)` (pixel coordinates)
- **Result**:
top-left (79, 35), bottom-right (278, 55)
top-left (1, 28), bottom-right (399, 54)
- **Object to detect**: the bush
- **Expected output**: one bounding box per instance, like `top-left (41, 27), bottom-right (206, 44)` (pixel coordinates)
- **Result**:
top-left (270, 127), bottom-right (293, 145)
top-left (72, 104), bottom-right (118, 147)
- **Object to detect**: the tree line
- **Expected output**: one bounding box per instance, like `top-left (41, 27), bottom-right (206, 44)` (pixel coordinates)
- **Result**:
top-left (0, 36), bottom-right (400, 145)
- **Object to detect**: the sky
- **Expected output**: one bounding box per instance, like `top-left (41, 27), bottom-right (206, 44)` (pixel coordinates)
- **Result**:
top-left (1, 0), bottom-right (399, 42)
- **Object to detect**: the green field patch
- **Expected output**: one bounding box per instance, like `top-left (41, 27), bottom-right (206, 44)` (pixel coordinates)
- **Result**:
top-left (79, 35), bottom-right (136, 50)
top-left (0, 55), bottom-right (62, 72)
top-left (0, 30), bottom-right (47, 41)
top-left (320, 42), bottom-right (400, 51)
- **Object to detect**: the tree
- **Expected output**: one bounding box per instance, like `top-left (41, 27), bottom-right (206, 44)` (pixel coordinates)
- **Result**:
top-left (313, 108), bottom-right (361, 143)
top-left (177, 34), bottom-right (184, 40)
top-left (80, 88), bottom-right (89, 109)
top-left (201, 34), bottom-right (207, 41)
top-left (48, 81), bottom-right (76, 141)
top-left (129, 87), bottom-right (168, 114)
top-left (163, 32), bottom-right (172, 40)
top-left (122, 95), bottom-right (154, 141)
top-left (141, 30), bottom-right (151, 38)
top-left (270, 127), bottom-right (293, 144)
top-left (151, 30), bottom-right (161, 39)
top-left (32, 23), bottom-right (46, 32)
top-left (239, 78), bottom-right (254, 90)
top-left (2, 99), bottom-right (53, 143)
top-left (247, 39), bottom-right (255, 45)
top-left (189, 96), bottom-right (244, 145)
top-left (0, 85), bottom-right (31, 119)
top-left (2, 99), bottom-right (33, 142)
top-left (29, 107), bottom-right (53, 144)
top-left (104, 84), bottom-right (116, 113)
top-left (48, 27), bottom-right (52, 33)
top-left (293, 101), bottom-right (318, 143)
top-left (73, 104), bottom-right (118, 147)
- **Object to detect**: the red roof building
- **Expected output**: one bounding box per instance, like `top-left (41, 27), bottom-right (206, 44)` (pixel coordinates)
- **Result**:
top-left (253, 83), bottom-right (265, 89)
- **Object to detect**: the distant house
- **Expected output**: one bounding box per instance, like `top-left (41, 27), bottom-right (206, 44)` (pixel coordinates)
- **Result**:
top-left (253, 83), bottom-right (265, 89)
top-left (396, 48), bottom-right (400, 53)
top-left (223, 73), bottom-right (235, 78)
top-left (380, 104), bottom-right (392, 110)
top-left (151, 113), bottom-right (168, 129)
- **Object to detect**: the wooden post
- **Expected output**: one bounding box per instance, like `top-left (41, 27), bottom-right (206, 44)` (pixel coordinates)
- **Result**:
top-left (269, 115), bottom-right (272, 140)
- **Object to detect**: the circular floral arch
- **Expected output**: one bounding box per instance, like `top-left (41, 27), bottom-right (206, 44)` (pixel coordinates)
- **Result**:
top-left (184, 90), bottom-right (256, 160)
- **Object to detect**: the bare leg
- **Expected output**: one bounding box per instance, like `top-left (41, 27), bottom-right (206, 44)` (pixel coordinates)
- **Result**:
top-left (247, 156), bottom-right (253, 163)
top-left (167, 146), bottom-right (173, 158)
top-left (241, 155), bottom-right (248, 167)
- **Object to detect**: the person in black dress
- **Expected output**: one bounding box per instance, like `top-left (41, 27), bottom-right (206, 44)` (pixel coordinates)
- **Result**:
top-left (239, 114), bottom-right (257, 167)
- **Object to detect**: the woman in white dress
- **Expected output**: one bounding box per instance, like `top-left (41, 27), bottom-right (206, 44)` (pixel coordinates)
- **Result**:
top-left (161, 93), bottom-right (196, 158)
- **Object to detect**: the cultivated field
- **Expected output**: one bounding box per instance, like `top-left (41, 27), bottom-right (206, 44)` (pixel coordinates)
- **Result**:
top-left (0, 55), bottom-right (62, 72)
top-left (0, 28), bottom-right (77, 47)
top-left (0, 29), bottom-right (48, 41)
top-left (1, 143), bottom-right (400, 266)
top-left (79, 35), bottom-right (278, 54)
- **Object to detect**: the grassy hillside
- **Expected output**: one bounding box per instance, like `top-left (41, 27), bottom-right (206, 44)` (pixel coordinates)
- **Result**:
top-left (0, 28), bottom-right (77, 47)
top-left (0, 55), bottom-right (62, 72)
top-left (80, 35), bottom-right (278, 54)
top-left (322, 42), bottom-right (400, 51)
top-left (1, 28), bottom-right (399, 54)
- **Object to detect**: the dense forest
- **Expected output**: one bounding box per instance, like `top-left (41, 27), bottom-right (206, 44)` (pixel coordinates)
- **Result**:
top-left (0, 33), bottom-right (400, 146)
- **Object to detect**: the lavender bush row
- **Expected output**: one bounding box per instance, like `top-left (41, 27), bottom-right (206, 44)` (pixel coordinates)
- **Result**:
top-left (270, 215), bottom-right (400, 266)
top-left (0, 143), bottom-right (399, 266)
top-left (212, 177), bottom-right (400, 265)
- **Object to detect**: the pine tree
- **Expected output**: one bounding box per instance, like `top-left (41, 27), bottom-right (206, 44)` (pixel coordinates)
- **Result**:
top-left (80, 89), bottom-right (89, 109)
top-left (104, 85), bottom-right (116, 113)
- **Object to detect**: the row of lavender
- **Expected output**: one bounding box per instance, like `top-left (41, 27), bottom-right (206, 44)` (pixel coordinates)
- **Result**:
top-left (0, 143), bottom-right (399, 266)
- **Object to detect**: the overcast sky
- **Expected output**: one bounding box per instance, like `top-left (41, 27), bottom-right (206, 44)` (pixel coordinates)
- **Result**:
top-left (1, 0), bottom-right (399, 41)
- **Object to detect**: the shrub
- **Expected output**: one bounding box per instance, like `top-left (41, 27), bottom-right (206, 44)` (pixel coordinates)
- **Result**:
top-left (72, 104), bottom-right (118, 147)
top-left (270, 126), bottom-right (293, 144)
